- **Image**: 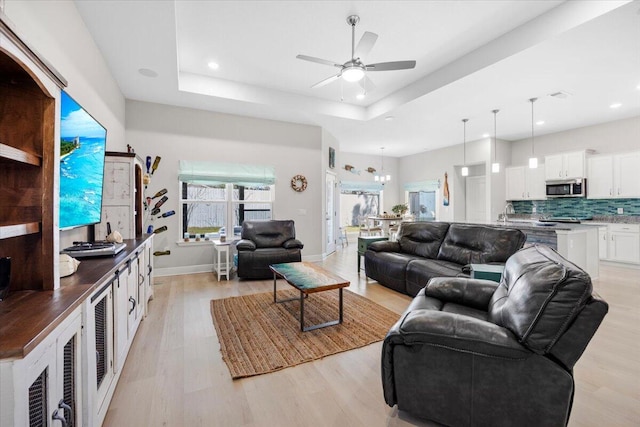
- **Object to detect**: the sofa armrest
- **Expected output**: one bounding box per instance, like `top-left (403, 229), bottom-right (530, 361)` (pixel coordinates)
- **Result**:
top-left (424, 277), bottom-right (498, 311)
top-left (282, 238), bottom-right (304, 249)
top-left (236, 239), bottom-right (256, 251)
top-left (368, 241), bottom-right (400, 252)
top-left (382, 308), bottom-right (530, 406)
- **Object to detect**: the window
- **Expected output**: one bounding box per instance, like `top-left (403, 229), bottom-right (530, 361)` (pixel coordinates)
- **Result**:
top-left (178, 161), bottom-right (276, 240)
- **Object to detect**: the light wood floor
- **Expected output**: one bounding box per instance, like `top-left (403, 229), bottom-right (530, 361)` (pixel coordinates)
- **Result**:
top-left (104, 240), bottom-right (640, 426)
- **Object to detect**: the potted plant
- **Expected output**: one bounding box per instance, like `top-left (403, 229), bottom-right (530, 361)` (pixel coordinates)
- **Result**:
top-left (391, 203), bottom-right (408, 217)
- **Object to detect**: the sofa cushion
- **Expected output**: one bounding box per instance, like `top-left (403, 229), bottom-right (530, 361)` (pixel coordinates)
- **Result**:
top-left (397, 222), bottom-right (450, 258)
top-left (364, 251), bottom-right (423, 294)
top-left (241, 220), bottom-right (296, 248)
top-left (437, 224), bottom-right (526, 265)
top-left (405, 259), bottom-right (466, 297)
top-left (489, 245), bottom-right (593, 354)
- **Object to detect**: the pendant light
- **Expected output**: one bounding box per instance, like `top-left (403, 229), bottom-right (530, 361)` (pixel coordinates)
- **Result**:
top-left (374, 147), bottom-right (391, 183)
top-left (491, 109), bottom-right (500, 173)
top-left (461, 118), bottom-right (469, 177)
top-left (528, 98), bottom-right (538, 169)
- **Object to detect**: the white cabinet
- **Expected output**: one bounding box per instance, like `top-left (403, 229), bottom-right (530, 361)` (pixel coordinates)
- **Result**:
top-left (598, 224), bottom-right (640, 264)
top-left (97, 153), bottom-right (144, 239)
top-left (609, 224), bottom-right (640, 264)
top-left (598, 227), bottom-right (608, 260)
top-left (0, 308), bottom-right (82, 427)
top-left (588, 151), bottom-right (640, 199)
top-left (614, 152), bottom-right (640, 198)
top-left (545, 151), bottom-right (585, 180)
top-left (506, 165), bottom-right (546, 200)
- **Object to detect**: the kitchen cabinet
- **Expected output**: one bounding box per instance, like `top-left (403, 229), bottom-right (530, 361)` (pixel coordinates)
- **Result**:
top-left (597, 224), bottom-right (640, 264)
top-left (609, 224), bottom-right (640, 264)
top-left (587, 151), bottom-right (640, 199)
top-left (598, 227), bottom-right (608, 260)
top-left (0, 308), bottom-right (82, 427)
top-left (545, 151), bottom-right (585, 180)
top-left (505, 165), bottom-right (546, 200)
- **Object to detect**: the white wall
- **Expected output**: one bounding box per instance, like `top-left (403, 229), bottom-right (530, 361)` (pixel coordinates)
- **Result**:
top-left (338, 151), bottom-right (400, 213)
top-left (510, 116), bottom-right (640, 166)
top-left (4, 0), bottom-right (127, 248)
top-left (125, 100), bottom-right (324, 275)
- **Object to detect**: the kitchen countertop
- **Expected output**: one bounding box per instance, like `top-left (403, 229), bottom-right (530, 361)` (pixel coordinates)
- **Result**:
top-left (466, 220), bottom-right (600, 232)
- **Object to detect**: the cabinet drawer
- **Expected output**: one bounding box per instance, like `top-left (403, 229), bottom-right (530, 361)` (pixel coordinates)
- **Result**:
top-left (609, 224), bottom-right (639, 233)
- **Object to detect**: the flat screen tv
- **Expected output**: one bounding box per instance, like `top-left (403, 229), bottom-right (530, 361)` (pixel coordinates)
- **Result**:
top-left (59, 91), bottom-right (107, 230)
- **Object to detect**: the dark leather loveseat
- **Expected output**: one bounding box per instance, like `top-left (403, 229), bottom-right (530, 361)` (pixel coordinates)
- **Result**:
top-left (382, 244), bottom-right (608, 426)
top-left (365, 222), bottom-right (526, 296)
top-left (236, 220), bottom-right (303, 279)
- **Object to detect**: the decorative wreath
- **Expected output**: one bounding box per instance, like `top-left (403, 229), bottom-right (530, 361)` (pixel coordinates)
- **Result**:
top-left (290, 174), bottom-right (308, 192)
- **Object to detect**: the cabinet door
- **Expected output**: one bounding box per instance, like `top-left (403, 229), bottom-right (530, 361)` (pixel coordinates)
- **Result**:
top-left (610, 232), bottom-right (640, 264)
top-left (615, 152), bottom-right (640, 198)
top-left (545, 154), bottom-right (564, 180)
top-left (587, 156), bottom-right (614, 199)
top-left (505, 167), bottom-right (525, 200)
top-left (565, 151), bottom-right (585, 179)
top-left (598, 227), bottom-right (608, 260)
top-left (18, 342), bottom-right (57, 427)
top-left (114, 271), bottom-right (129, 372)
top-left (55, 312), bottom-right (83, 427)
top-left (526, 165), bottom-right (547, 200)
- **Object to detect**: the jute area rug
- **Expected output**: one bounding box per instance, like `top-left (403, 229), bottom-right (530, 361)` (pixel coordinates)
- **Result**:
top-left (210, 288), bottom-right (400, 379)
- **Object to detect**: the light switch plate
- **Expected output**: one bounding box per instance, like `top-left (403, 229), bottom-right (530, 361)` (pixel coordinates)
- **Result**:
top-left (617, 207), bottom-right (624, 214)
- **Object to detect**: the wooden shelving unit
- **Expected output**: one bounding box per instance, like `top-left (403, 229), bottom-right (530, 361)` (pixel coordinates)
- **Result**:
top-left (0, 30), bottom-right (58, 292)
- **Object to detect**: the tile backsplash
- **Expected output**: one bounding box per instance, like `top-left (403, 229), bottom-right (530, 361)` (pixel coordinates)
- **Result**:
top-left (512, 198), bottom-right (640, 218)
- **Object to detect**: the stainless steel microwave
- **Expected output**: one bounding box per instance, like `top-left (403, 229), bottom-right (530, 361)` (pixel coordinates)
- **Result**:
top-left (545, 179), bottom-right (587, 198)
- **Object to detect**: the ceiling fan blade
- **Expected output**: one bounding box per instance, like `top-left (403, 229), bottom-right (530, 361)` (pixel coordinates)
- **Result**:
top-left (359, 76), bottom-right (376, 93)
top-left (296, 54), bottom-right (342, 68)
top-left (311, 74), bottom-right (341, 88)
top-left (366, 60), bottom-right (416, 71)
top-left (354, 31), bottom-right (378, 59)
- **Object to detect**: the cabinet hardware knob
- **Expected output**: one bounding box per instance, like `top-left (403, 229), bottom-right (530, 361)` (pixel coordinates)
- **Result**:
top-left (129, 296), bottom-right (136, 314)
top-left (58, 399), bottom-right (72, 412)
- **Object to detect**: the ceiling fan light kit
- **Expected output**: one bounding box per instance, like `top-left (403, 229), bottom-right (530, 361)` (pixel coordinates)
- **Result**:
top-left (297, 15), bottom-right (416, 91)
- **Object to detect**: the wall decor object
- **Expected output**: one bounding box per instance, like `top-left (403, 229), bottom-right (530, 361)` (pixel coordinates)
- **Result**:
top-left (291, 175), bottom-right (308, 192)
top-left (443, 172), bottom-right (450, 206)
top-left (366, 167), bottom-right (376, 174)
top-left (329, 147), bottom-right (335, 169)
top-left (344, 164), bottom-right (361, 175)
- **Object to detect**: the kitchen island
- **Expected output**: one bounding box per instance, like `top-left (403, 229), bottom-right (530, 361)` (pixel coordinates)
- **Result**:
top-left (466, 220), bottom-right (600, 279)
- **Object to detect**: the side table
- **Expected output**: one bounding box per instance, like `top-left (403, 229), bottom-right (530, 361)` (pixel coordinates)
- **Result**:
top-left (357, 236), bottom-right (388, 273)
top-left (470, 264), bottom-right (505, 283)
top-left (213, 240), bottom-right (233, 280)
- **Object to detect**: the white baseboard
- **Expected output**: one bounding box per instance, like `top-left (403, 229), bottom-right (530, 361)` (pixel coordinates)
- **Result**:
top-left (155, 264), bottom-right (214, 277)
top-left (155, 253), bottom-right (325, 277)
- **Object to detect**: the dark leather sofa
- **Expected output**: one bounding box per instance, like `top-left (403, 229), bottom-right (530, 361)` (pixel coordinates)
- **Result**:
top-left (381, 244), bottom-right (608, 426)
top-left (236, 220), bottom-right (303, 279)
top-left (365, 222), bottom-right (526, 296)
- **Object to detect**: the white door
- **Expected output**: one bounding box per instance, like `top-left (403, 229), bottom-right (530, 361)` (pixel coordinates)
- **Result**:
top-left (325, 172), bottom-right (337, 254)
top-left (465, 176), bottom-right (486, 223)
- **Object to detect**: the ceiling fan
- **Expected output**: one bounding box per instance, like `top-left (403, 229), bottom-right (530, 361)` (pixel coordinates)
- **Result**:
top-left (296, 15), bottom-right (416, 90)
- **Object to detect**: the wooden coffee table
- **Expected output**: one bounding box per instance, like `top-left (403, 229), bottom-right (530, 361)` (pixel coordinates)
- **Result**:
top-left (270, 262), bottom-right (350, 332)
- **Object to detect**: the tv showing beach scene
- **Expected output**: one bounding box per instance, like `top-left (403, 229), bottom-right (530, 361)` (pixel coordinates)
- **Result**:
top-left (59, 91), bottom-right (107, 229)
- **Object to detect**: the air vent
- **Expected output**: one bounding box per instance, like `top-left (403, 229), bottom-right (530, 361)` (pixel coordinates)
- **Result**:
top-left (549, 91), bottom-right (571, 99)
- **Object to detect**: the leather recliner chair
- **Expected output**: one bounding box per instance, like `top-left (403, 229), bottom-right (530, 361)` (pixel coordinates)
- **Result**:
top-left (236, 220), bottom-right (303, 279)
top-left (381, 244), bottom-right (608, 426)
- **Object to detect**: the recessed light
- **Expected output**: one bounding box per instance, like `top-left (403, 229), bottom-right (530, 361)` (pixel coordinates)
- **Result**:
top-left (536, 120), bottom-right (545, 125)
top-left (356, 93), bottom-right (365, 100)
top-left (138, 68), bottom-right (158, 78)
top-left (207, 61), bottom-right (219, 70)
top-left (385, 116), bottom-right (395, 121)
top-left (482, 133), bottom-right (490, 138)
top-left (610, 103), bottom-right (622, 109)
top-left (636, 84), bottom-right (640, 90)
